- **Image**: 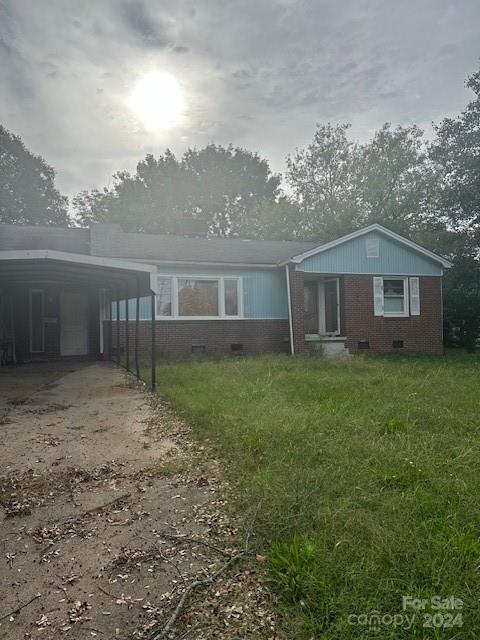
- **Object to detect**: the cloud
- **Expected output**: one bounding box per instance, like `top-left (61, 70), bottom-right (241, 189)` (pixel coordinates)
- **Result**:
top-left (0, 0), bottom-right (479, 200)
top-left (120, 0), bottom-right (170, 49)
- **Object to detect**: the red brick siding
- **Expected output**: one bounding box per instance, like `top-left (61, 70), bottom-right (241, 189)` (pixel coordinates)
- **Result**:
top-left (106, 319), bottom-right (290, 359)
top-left (342, 275), bottom-right (443, 354)
top-left (289, 269), bottom-right (307, 354)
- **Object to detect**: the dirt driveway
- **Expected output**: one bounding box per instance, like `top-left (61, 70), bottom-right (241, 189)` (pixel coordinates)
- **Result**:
top-left (0, 364), bottom-right (275, 640)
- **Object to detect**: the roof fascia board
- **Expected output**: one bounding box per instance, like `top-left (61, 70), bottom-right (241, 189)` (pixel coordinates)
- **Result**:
top-left (0, 250), bottom-right (159, 293)
top-left (131, 259), bottom-right (280, 268)
top-left (284, 224), bottom-right (452, 268)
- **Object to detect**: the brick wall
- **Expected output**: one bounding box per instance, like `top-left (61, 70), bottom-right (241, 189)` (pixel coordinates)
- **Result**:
top-left (342, 275), bottom-right (443, 354)
top-left (289, 268), bottom-right (308, 354)
top-left (106, 319), bottom-right (290, 359)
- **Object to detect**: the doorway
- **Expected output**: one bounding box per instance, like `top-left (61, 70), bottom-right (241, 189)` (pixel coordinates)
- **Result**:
top-left (304, 277), bottom-right (340, 336)
top-left (60, 292), bottom-right (89, 356)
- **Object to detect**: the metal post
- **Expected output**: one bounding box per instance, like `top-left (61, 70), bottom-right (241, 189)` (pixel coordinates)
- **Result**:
top-left (151, 292), bottom-right (156, 390)
top-left (135, 284), bottom-right (140, 380)
top-left (125, 285), bottom-right (130, 372)
top-left (116, 296), bottom-right (120, 366)
top-left (109, 289), bottom-right (113, 362)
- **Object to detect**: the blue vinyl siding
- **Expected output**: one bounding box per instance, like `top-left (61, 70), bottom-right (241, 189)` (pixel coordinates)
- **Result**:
top-left (300, 232), bottom-right (443, 276)
top-left (113, 265), bottom-right (288, 320)
top-left (243, 270), bottom-right (288, 318)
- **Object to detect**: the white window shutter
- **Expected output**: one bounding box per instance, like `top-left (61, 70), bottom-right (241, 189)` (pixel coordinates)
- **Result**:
top-left (409, 277), bottom-right (420, 315)
top-left (373, 277), bottom-right (384, 316)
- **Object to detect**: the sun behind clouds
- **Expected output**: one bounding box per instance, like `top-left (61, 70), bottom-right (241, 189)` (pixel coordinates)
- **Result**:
top-left (128, 70), bottom-right (184, 131)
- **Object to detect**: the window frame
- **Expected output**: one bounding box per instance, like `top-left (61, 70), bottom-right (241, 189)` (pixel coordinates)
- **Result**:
top-left (156, 276), bottom-right (174, 318)
top-left (155, 274), bottom-right (243, 320)
top-left (382, 276), bottom-right (409, 317)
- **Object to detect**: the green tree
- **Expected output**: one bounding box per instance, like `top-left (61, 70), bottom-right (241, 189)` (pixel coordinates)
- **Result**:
top-left (430, 67), bottom-right (480, 244)
top-left (0, 125), bottom-right (68, 225)
top-left (232, 197), bottom-right (302, 240)
top-left (285, 122), bottom-right (440, 243)
top-left (443, 244), bottom-right (480, 350)
top-left (429, 66), bottom-right (480, 348)
top-left (286, 123), bottom-right (358, 240)
top-left (355, 123), bottom-right (438, 235)
top-left (74, 144), bottom-right (280, 237)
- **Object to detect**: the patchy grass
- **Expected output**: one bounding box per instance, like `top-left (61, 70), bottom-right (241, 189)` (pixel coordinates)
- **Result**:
top-left (147, 351), bottom-right (480, 639)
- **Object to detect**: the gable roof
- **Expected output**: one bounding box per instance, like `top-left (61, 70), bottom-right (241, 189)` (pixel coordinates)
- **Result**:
top-left (286, 224), bottom-right (452, 268)
top-left (0, 222), bottom-right (451, 268)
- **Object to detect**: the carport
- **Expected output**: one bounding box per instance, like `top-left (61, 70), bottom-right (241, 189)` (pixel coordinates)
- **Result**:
top-left (0, 250), bottom-right (159, 388)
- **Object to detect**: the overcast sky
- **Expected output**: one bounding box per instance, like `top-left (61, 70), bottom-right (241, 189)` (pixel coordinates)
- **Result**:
top-left (1, 0), bottom-right (479, 199)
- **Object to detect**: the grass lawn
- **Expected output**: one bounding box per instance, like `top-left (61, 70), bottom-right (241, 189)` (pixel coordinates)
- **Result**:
top-left (146, 352), bottom-right (480, 638)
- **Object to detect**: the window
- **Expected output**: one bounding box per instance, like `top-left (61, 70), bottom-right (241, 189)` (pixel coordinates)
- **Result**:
top-left (224, 279), bottom-right (239, 316)
top-left (30, 289), bottom-right (44, 352)
top-left (383, 278), bottom-right (408, 315)
top-left (156, 277), bottom-right (172, 316)
top-left (178, 279), bottom-right (219, 316)
top-left (374, 277), bottom-right (410, 317)
top-left (366, 236), bottom-right (379, 258)
top-left (156, 275), bottom-right (242, 319)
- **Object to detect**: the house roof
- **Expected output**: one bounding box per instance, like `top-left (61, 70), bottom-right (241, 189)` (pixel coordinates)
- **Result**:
top-left (0, 223), bottom-right (90, 254)
top-left (93, 227), bottom-right (317, 266)
top-left (0, 222), bottom-right (450, 268)
top-left (287, 224), bottom-right (452, 268)
top-left (0, 223), bottom-right (316, 266)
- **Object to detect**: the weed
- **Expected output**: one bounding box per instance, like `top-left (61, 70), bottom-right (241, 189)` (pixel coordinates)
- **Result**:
top-left (145, 351), bottom-right (480, 638)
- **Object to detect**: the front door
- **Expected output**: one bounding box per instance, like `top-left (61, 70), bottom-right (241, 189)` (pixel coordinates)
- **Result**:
top-left (323, 279), bottom-right (340, 334)
top-left (60, 292), bottom-right (89, 356)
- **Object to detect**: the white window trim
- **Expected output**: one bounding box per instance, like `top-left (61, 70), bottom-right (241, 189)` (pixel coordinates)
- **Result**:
top-left (156, 275), bottom-right (243, 320)
top-left (383, 276), bottom-right (409, 318)
top-left (29, 289), bottom-right (45, 353)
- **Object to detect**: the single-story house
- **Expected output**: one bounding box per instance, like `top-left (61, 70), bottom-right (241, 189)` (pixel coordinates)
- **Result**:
top-left (0, 221), bottom-right (451, 367)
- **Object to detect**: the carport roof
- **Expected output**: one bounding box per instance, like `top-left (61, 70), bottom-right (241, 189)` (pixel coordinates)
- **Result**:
top-left (0, 249), bottom-right (159, 295)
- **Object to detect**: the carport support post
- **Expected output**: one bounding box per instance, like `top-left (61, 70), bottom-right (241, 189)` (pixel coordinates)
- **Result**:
top-left (125, 285), bottom-right (130, 372)
top-left (150, 292), bottom-right (156, 390)
top-left (109, 290), bottom-right (113, 362)
top-left (116, 297), bottom-right (121, 366)
top-left (135, 284), bottom-right (140, 380)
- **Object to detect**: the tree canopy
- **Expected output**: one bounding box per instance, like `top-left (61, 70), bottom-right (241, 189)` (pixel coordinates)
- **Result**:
top-left (74, 144), bottom-right (280, 237)
top-left (429, 69), bottom-right (480, 246)
top-left (284, 122), bottom-right (442, 244)
top-left (0, 125), bottom-right (68, 226)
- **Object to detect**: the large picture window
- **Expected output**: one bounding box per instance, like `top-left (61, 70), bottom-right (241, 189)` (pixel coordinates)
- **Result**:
top-left (156, 275), bottom-right (242, 319)
top-left (178, 279), bottom-right (219, 316)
